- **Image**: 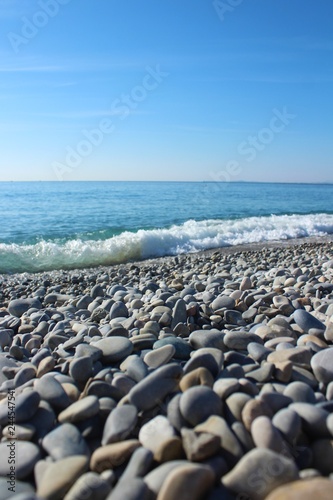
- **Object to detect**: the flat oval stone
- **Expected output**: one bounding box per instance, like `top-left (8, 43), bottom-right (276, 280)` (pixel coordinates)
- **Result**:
top-left (143, 460), bottom-right (189, 495)
top-left (34, 375), bottom-right (71, 409)
top-left (69, 356), bottom-right (93, 383)
top-left (283, 381), bottom-right (316, 404)
top-left (93, 336), bottom-right (133, 364)
top-left (128, 363), bottom-right (183, 412)
top-left (153, 337), bottom-right (192, 360)
top-left (102, 404), bottom-right (138, 445)
top-left (8, 298), bottom-right (42, 317)
top-left (42, 423), bottom-right (88, 460)
top-left (241, 398), bottom-right (273, 431)
top-left (293, 309), bottom-right (325, 333)
top-left (144, 344), bottom-right (176, 369)
top-left (0, 441), bottom-right (40, 480)
top-left (272, 408), bottom-right (302, 444)
top-left (0, 390), bottom-right (40, 426)
top-left (211, 295), bottom-right (235, 311)
top-left (222, 448), bottom-right (299, 500)
top-left (58, 395), bottom-right (99, 423)
top-left (267, 347), bottom-right (312, 368)
top-left (251, 416), bottom-right (289, 455)
top-left (189, 330), bottom-right (225, 351)
top-left (37, 455), bottom-right (89, 499)
top-left (120, 446), bottom-right (154, 482)
top-left (63, 471), bottom-right (111, 500)
top-left (224, 332), bottom-right (264, 350)
top-left (179, 386), bottom-right (223, 426)
top-left (185, 348), bottom-right (224, 378)
top-left (156, 463), bottom-right (215, 500)
top-left (311, 348), bottom-right (333, 385)
top-left (289, 402), bottom-right (330, 438)
top-left (264, 478), bottom-right (333, 500)
top-left (90, 440), bottom-right (141, 473)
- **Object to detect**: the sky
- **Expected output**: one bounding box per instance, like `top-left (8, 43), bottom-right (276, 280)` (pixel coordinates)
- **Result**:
top-left (0, 0), bottom-right (332, 183)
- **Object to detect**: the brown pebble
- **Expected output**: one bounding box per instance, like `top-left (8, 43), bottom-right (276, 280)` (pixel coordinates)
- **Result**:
top-left (241, 398), bottom-right (273, 431)
top-left (179, 367), bottom-right (214, 391)
top-left (90, 440), bottom-right (141, 472)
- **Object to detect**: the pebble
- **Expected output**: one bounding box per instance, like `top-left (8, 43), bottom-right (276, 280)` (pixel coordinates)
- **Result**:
top-left (222, 448), bottom-right (299, 500)
top-left (0, 441), bottom-right (40, 480)
top-left (179, 386), bottom-right (223, 426)
top-left (0, 240), bottom-right (333, 498)
top-left (102, 404), bottom-right (138, 445)
top-left (58, 395), bottom-right (100, 423)
top-left (264, 478), bottom-right (333, 499)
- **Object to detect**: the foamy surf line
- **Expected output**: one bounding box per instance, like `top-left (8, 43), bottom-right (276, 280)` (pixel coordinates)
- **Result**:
top-left (1, 213), bottom-right (333, 274)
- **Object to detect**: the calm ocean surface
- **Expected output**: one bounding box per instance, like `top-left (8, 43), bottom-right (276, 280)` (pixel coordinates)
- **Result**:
top-left (1, 181), bottom-right (333, 273)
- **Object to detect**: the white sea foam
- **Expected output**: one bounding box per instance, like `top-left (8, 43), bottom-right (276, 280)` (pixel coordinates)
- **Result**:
top-left (1, 213), bottom-right (333, 273)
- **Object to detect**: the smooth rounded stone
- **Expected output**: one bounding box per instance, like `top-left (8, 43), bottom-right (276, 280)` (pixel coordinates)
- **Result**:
top-left (251, 416), bottom-right (290, 456)
top-left (241, 398), bottom-right (273, 431)
top-left (37, 455), bottom-right (89, 499)
top-left (64, 471), bottom-right (111, 500)
top-left (179, 367), bottom-right (214, 391)
top-left (90, 440), bottom-right (141, 473)
top-left (170, 299), bottom-right (187, 330)
top-left (293, 309), bottom-right (325, 333)
top-left (0, 441), bottom-right (40, 480)
top-left (34, 375), bottom-right (71, 409)
top-left (284, 381), bottom-right (316, 404)
top-left (189, 330), bottom-right (225, 351)
top-left (120, 447), bottom-right (154, 483)
top-left (156, 463), bottom-right (215, 500)
top-left (128, 363), bottom-right (183, 412)
top-left (153, 337), bottom-right (192, 360)
top-left (106, 477), bottom-right (150, 500)
top-left (0, 390), bottom-right (40, 426)
top-left (92, 337), bottom-right (133, 364)
top-left (224, 310), bottom-right (246, 326)
top-left (144, 460), bottom-right (193, 496)
top-left (240, 276), bottom-right (252, 291)
top-left (224, 331), bottom-right (264, 350)
top-left (0, 478), bottom-right (35, 499)
top-left (311, 348), bottom-right (333, 385)
top-left (109, 301), bottom-right (129, 320)
top-left (289, 402), bottom-right (330, 438)
top-left (222, 448), bottom-right (299, 500)
top-left (211, 295), bottom-right (235, 311)
top-left (311, 439), bottom-right (333, 475)
top-left (167, 393), bottom-right (188, 432)
top-left (264, 336), bottom-right (297, 349)
top-left (102, 404), bottom-right (138, 445)
top-left (267, 347), bottom-right (312, 368)
top-left (184, 348), bottom-right (224, 378)
top-left (86, 380), bottom-right (122, 401)
top-left (144, 345), bottom-right (176, 369)
top-left (139, 415), bottom-right (176, 455)
top-left (8, 298), bottom-right (42, 317)
top-left (260, 392), bottom-right (293, 414)
top-left (291, 365), bottom-right (318, 388)
top-left (112, 373), bottom-right (136, 395)
top-left (181, 428), bottom-right (221, 461)
top-left (195, 415), bottom-right (244, 466)
top-left (264, 478), bottom-right (333, 500)
top-left (274, 360), bottom-right (293, 383)
top-left (231, 421), bottom-right (254, 452)
top-left (0, 329), bottom-right (13, 348)
top-left (14, 363), bottom-right (37, 388)
top-left (225, 392), bottom-right (252, 423)
top-left (58, 395), bottom-right (99, 423)
top-left (247, 342), bottom-right (272, 362)
top-left (272, 295), bottom-right (294, 314)
top-left (213, 378), bottom-right (240, 399)
top-left (75, 343), bottom-right (103, 362)
top-left (2, 422), bottom-right (35, 441)
top-left (69, 356), bottom-right (93, 384)
top-left (246, 362), bottom-right (274, 383)
top-left (42, 423), bottom-right (88, 460)
top-left (179, 386), bottom-right (223, 427)
top-left (36, 355), bottom-right (56, 377)
top-left (120, 355), bottom-right (148, 382)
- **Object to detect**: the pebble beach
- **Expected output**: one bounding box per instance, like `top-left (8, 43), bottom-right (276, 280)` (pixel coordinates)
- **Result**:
top-left (1, 237), bottom-right (333, 500)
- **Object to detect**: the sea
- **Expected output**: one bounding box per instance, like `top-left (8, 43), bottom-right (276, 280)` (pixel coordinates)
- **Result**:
top-left (0, 181), bottom-right (333, 274)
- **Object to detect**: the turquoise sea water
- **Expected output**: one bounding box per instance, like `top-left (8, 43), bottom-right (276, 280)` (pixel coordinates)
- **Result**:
top-left (0, 181), bottom-right (333, 273)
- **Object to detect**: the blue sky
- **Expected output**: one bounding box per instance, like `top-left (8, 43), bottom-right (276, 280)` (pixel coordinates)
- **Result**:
top-left (0, 0), bottom-right (332, 182)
